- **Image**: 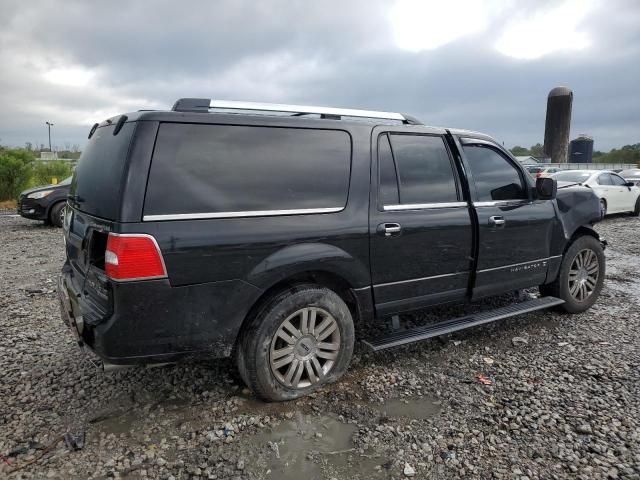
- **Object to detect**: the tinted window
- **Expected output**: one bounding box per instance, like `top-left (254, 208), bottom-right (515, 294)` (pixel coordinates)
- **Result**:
top-left (378, 134), bottom-right (399, 205)
top-left (611, 174), bottom-right (627, 186)
top-left (145, 124), bottom-right (351, 215)
top-left (463, 145), bottom-right (527, 201)
top-left (70, 122), bottom-right (136, 219)
top-left (597, 174), bottom-right (612, 185)
top-left (388, 134), bottom-right (458, 204)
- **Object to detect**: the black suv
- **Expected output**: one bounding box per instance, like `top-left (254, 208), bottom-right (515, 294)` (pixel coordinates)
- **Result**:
top-left (58, 99), bottom-right (605, 401)
top-left (18, 176), bottom-right (71, 227)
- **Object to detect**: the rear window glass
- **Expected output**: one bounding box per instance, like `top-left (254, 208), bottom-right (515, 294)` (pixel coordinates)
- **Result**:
top-left (70, 122), bottom-right (135, 219)
top-left (144, 124), bottom-right (352, 217)
top-left (388, 134), bottom-right (458, 204)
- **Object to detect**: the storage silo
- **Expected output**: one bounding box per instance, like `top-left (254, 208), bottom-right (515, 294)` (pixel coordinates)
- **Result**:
top-left (569, 134), bottom-right (594, 164)
top-left (543, 86), bottom-right (573, 163)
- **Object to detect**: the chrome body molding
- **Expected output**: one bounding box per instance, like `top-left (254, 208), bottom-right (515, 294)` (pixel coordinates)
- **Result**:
top-left (209, 100), bottom-right (406, 121)
top-left (477, 256), bottom-right (560, 274)
top-left (374, 271), bottom-right (466, 288)
top-left (383, 201), bottom-right (467, 211)
top-left (143, 207), bottom-right (344, 222)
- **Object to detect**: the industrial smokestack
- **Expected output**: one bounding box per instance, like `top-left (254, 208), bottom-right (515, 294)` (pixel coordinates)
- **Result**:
top-left (543, 86), bottom-right (573, 163)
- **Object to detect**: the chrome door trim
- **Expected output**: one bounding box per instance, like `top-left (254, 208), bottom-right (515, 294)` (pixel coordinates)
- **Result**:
top-left (143, 207), bottom-right (343, 222)
top-left (473, 200), bottom-right (530, 207)
top-left (373, 270), bottom-right (466, 288)
top-left (383, 201), bottom-right (467, 211)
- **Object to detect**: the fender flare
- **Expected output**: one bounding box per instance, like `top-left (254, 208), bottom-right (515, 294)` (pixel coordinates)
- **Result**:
top-left (246, 242), bottom-right (370, 290)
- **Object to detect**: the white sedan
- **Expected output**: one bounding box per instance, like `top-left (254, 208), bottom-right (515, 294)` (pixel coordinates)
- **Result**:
top-left (551, 170), bottom-right (640, 217)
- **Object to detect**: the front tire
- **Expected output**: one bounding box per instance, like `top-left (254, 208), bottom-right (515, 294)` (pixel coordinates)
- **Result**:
top-left (49, 202), bottom-right (65, 228)
top-left (632, 196), bottom-right (640, 216)
top-left (540, 235), bottom-right (605, 313)
top-left (236, 284), bottom-right (355, 402)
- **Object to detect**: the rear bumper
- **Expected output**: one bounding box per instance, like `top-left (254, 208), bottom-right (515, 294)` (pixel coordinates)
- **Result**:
top-left (58, 264), bottom-right (262, 364)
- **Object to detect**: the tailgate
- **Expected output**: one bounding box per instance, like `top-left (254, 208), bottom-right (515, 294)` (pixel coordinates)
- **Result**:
top-left (63, 206), bottom-right (114, 326)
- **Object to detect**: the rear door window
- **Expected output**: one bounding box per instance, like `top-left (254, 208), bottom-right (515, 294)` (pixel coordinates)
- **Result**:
top-left (70, 122), bottom-right (136, 219)
top-left (378, 134), bottom-right (400, 205)
top-left (384, 134), bottom-right (459, 205)
top-left (144, 124), bottom-right (352, 217)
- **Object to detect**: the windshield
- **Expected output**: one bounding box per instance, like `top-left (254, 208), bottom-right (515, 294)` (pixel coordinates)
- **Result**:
top-left (620, 169), bottom-right (640, 177)
top-left (552, 171), bottom-right (593, 183)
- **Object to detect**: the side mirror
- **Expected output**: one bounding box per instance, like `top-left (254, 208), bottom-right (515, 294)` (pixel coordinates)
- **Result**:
top-left (625, 181), bottom-right (635, 188)
top-left (536, 177), bottom-right (557, 200)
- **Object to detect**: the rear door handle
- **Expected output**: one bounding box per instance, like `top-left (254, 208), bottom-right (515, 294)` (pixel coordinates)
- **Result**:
top-left (488, 216), bottom-right (506, 227)
top-left (377, 223), bottom-right (402, 237)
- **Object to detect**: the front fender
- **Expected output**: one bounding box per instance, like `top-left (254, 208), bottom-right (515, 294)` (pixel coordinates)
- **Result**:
top-left (554, 186), bottom-right (602, 245)
top-left (247, 243), bottom-right (370, 289)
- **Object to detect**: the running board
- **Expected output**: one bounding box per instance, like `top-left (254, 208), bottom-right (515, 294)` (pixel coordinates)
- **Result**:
top-left (362, 296), bottom-right (564, 352)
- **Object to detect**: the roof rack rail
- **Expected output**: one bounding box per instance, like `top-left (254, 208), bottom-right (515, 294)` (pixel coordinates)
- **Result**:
top-left (171, 98), bottom-right (421, 125)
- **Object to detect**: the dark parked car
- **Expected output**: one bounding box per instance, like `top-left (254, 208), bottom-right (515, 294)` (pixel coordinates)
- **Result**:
top-left (58, 99), bottom-right (605, 401)
top-left (18, 176), bottom-right (71, 227)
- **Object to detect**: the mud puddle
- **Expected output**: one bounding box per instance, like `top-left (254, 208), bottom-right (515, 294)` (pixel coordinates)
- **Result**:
top-left (247, 413), bottom-right (388, 480)
top-left (376, 395), bottom-right (441, 420)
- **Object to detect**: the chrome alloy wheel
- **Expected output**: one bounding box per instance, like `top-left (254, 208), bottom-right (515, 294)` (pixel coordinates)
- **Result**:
top-left (568, 248), bottom-right (600, 302)
top-left (270, 307), bottom-right (341, 389)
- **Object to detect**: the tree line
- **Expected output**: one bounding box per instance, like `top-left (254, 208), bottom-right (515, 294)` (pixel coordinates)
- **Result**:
top-left (510, 143), bottom-right (640, 164)
top-left (0, 147), bottom-right (74, 201)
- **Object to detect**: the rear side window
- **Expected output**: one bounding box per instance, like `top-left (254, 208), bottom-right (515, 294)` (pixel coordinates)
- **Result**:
top-left (597, 174), bottom-right (613, 185)
top-left (381, 134), bottom-right (458, 205)
top-left (70, 122), bottom-right (136, 220)
top-left (144, 124), bottom-right (351, 217)
top-left (463, 145), bottom-right (528, 202)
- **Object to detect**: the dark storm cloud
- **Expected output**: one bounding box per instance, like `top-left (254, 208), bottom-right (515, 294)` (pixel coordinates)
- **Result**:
top-left (0, 0), bottom-right (638, 151)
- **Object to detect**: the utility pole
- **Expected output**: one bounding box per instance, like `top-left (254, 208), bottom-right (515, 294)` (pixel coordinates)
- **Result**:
top-left (45, 121), bottom-right (54, 151)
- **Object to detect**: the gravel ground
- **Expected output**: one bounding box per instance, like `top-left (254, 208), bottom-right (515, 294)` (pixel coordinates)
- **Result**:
top-left (0, 213), bottom-right (638, 480)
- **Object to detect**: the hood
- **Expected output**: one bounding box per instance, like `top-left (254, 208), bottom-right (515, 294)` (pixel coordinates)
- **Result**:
top-left (20, 182), bottom-right (70, 197)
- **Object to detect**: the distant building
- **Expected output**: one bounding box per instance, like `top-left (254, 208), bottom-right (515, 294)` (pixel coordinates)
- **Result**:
top-left (39, 151), bottom-right (58, 161)
top-left (569, 134), bottom-right (594, 164)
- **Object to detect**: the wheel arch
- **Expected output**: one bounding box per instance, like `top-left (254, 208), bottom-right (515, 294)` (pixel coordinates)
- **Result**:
top-left (46, 199), bottom-right (66, 221)
top-left (544, 224), bottom-right (604, 285)
top-left (235, 268), bottom-right (374, 351)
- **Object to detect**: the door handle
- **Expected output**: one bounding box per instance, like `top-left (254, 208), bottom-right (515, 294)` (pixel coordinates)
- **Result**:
top-left (377, 223), bottom-right (402, 237)
top-left (488, 216), bottom-right (506, 227)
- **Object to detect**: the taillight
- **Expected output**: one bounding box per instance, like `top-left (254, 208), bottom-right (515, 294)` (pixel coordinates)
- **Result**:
top-left (105, 233), bottom-right (167, 281)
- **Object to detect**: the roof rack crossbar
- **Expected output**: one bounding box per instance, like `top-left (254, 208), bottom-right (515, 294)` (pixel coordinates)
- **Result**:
top-left (171, 98), bottom-right (421, 124)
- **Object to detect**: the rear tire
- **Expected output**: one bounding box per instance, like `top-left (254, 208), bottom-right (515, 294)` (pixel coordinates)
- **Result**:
top-left (632, 197), bottom-right (640, 216)
top-left (236, 284), bottom-right (354, 402)
top-left (49, 202), bottom-right (65, 228)
top-left (540, 235), bottom-right (605, 313)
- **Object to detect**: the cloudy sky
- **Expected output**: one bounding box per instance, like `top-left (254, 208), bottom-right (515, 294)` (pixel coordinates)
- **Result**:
top-left (1, 0), bottom-right (638, 151)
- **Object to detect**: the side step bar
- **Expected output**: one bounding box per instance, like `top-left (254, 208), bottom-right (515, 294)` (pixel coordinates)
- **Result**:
top-left (362, 296), bottom-right (564, 352)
